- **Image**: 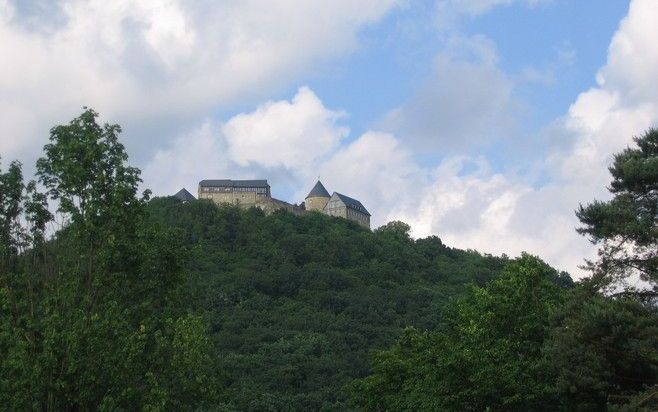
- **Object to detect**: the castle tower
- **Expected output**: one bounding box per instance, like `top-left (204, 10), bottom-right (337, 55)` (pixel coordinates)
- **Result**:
top-left (305, 180), bottom-right (330, 212)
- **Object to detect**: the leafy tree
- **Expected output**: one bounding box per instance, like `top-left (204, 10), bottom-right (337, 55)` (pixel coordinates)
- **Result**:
top-left (543, 292), bottom-right (658, 411)
top-left (576, 128), bottom-right (658, 292)
top-left (0, 109), bottom-right (217, 411)
top-left (348, 255), bottom-right (570, 411)
top-left (375, 220), bottom-right (412, 241)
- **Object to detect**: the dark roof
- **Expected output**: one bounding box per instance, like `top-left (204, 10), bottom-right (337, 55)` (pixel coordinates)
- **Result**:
top-left (199, 179), bottom-right (269, 188)
top-left (334, 192), bottom-right (371, 216)
top-left (306, 180), bottom-right (330, 199)
top-left (173, 188), bottom-right (196, 202)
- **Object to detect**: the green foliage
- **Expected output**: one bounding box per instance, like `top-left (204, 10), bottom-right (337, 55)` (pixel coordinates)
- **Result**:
top-left (348, 260), bottom-right (657, 412)
top-left (2, 109), bottom-right (508, 411)
top-left (144, 197), bottom-right (508, 411)
top-left (8, 109), bottom-right (655, 412)
top-left (348, 255), bottom-right (570, 411)
top-left (0, 109), bottom-right (216, 411)
top-left (36, 108), bottom-right (148, 226)
top-left (543, 293), bottom-right (658, 411)
top-left (576, 128), bottom-right (658, 290)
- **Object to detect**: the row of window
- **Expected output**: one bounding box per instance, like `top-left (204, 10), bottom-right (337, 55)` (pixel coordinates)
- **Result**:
top-left (347, 208), bottom-right (368, 221)
top-left (202, 186), bottom-right (267, 194)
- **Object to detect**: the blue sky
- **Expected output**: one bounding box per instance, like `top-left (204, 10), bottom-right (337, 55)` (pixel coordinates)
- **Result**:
top-left (305, 0), bottom-right (628, 132)
top-left (292, 0), bottom-right (630, 168)
top-left (1, 0), bottom-right (656, 278)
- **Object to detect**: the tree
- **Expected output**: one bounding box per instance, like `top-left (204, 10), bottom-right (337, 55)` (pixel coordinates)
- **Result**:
top-left (36, 108), bottom-right (147, 225)
top-left (543, 292), bottom-right (658, 411)
top-left (349, 255), bottom-right (569, 411)
top-left (36, 108), bottom-right (149, 281)
top-left (375, 220), bottom-right (412, 241)
top-left (0, 109), bottom-right (218, 411)
top-left (576, 128), bottom-right (658, 292)
top-left (0, 159), bottom-right (25, 269)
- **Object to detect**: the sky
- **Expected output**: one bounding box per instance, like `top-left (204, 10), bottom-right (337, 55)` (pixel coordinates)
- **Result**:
top-left (1, 0), bottom-right (656, 278)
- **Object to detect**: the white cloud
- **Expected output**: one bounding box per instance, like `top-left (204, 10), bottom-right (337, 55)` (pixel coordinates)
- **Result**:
top-left (318, 131), bottom-right (423, 222)
top-left (0, 0), bottom-right (399, 161)
top-left (397, 0), bottom-right (658, 277)
top-left (142, 121), bottom-right (229, 197)
top-left (223, 87), bottom-right (348, 171)
top-left (437, 0), bottom-right (549, 16)
top-left (143, 87), bottom-right (349, 197)
top-left (598, 0), bottom-right (658, 106)
top-left (519, 66), bottom-right (555, 86)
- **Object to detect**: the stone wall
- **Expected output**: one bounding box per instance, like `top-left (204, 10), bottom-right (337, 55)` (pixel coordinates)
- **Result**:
top-left (305, 196), bottom-right (329, 212)
top-left (256, 197), bottom-right (305, 215)
top-left (346, 208), bottom-right (370, 228)
top-left (324, 204), bottom-right (347, 219)
top-left (325, 204), bottom-right (369, 228)
top-left (200, 190), bottom-right (304, 216)
top-left (198, 191), bottom-right (265, 206)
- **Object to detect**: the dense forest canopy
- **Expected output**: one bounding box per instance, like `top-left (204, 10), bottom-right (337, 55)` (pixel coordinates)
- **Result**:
top-left (1, 110), bottom-right (656, 411)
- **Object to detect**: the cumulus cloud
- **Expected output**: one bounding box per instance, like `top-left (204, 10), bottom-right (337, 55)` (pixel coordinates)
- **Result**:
top-left (223, 87), bottom-right (348, 171)
top-left (318, 131), bottom-right (423, 219)
top-left (198, 0), bottom-right (656, 279)
top-left (438, 0), bottom-right (550, 16)
top-left (0, 0), bottom-right (398, 162)
top-left (143, 87), bottom-right (349, 197)
top-left (398, 0), bottom-right (658, 277)
top-left (142, 121), bottom-right (230, 197)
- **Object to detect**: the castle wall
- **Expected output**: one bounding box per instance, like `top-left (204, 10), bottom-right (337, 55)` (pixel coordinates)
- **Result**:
top-left (258, 197), bottom-right (306, 215)
top-left (199, 181), bottom-right (369, 228)
top-left (324, 205), bottom-right (347, 220)
top-left (347, 208), bottom-right (370, 228)
top-left (324, 197), bottom-right (370, 228)
top-left (200, 189), bottom-right (304, 216)
top-left (305, 196), bottom-right (329, 212)
top-left (198, 190), bottom-right (266, 206)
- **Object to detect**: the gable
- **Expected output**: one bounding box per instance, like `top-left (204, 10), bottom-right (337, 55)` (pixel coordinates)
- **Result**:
top-left (325, 192), bottom-right (370, 216)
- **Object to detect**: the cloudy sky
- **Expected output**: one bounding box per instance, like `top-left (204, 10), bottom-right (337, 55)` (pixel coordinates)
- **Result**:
top-left (1, 0), bottom-right (656, 278)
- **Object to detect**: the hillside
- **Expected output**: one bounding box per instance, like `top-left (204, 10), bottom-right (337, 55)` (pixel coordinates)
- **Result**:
top-left (145, 197), bottom-right (510, 410)
top-left (2, 110), bottom-right (655, 411)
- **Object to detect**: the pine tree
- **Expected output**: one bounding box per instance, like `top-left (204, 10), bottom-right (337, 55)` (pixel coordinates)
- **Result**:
top-left (577, 128), bottom-right (658, 295)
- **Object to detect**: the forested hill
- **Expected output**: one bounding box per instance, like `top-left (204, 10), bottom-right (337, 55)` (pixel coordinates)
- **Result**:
top-left (145, 196), bottom-right (515, 410)
top-left (3, 110), bottom-right (655, 411)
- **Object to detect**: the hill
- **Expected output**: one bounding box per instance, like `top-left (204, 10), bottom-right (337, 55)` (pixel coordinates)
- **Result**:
top-left (145, 197), bottom-right (509, 410)
top-left (3, 110), bottom-right (654, 411)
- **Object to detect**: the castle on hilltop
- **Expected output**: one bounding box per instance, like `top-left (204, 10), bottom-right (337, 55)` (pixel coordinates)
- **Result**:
top-left (188, 179), bottom-right (370, 228)
top-left (304, 181), bottom-right (370, 228)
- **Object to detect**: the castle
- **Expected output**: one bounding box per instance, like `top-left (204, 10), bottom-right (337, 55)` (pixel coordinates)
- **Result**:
top-left (186, 179), bottom-right (370, 228)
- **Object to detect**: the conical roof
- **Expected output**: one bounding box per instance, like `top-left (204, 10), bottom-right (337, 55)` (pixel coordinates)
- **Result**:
top-left (306, 180), bottom-right (330, 199)
top-left (174, 188), bottom-right (196, 202)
